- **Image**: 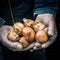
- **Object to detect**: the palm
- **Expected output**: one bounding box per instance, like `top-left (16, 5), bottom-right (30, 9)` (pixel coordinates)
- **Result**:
top-left (0, 26), bottom-right (23, 51)
top-left (31, 14), bottom-right (57, 51)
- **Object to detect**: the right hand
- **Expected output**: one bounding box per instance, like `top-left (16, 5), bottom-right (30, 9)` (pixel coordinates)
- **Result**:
top-left (0, 25), bottom-right (24, 51)
top-left (0, 25), bottom-right (35, 51)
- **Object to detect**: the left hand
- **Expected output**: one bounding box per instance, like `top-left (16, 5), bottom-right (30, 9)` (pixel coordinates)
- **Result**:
top-left (30, 13), bottom-right (57, 51)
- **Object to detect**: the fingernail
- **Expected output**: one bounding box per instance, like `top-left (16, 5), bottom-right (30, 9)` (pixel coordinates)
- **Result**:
top-left (30, 49), bottom-right (34, 52)
top-left (33, 47), bottom-right (37, 50)
top-left (35, 42), bottom-right (41, 47)
top-left (17, 44), bottom-right (23, 50)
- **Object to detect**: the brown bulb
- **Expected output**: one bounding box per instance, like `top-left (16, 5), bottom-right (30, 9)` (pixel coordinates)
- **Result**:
top-left (13, 22), bottom-right (24, 35)
top-left (19, 37), bottom-right (29, 48)
top-left (36, 30), bottom-right (48, 43)
top-left (43, 27), bottom-right (48, 33)
top-left (33, 23), bottom-right (46, 32)
top-left (23, 18), bottom-right (35, 28)
top-left (22, 27), bottom-right (35, 42)
top-left (7, 28), bottom-right (20, 42)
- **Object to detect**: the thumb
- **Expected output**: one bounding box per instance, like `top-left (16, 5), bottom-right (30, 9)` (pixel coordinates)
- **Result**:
top-left (48, 19), bottom-right (55, 36)
top-left (8, 42), bottom-right (23, 51)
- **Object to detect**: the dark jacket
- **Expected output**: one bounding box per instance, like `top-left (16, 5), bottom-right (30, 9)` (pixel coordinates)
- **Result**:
top-left (0, 0), bottom-right (58, 25)
top-left (0, 0), bottom-right (58, 60)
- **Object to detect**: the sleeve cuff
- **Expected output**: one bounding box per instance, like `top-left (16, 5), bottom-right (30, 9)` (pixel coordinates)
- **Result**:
top-left (0, 18), bottom-right (6, 25)
top-left (33, 8), bottom-right (58, 18)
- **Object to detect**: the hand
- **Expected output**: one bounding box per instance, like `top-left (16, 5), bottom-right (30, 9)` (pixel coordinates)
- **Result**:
top-left (31, 14), bottom-right (57, 51)
top-left (0, 25), bottom-right (24, 51)
top-left (0, 25), bottom-right (35, 51)
top-left (30, 42), bottom-right (41, 52)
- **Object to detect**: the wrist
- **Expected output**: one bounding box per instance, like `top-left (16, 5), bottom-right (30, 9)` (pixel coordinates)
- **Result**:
top-left (37, 13), bottom-right (54, 19)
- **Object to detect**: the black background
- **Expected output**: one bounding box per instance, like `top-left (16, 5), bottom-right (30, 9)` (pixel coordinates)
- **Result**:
top-left (46, 0), bottom-right (60, 60)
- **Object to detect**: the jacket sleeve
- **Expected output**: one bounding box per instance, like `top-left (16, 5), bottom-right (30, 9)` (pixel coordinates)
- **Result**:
top-left (34, 0), bottom-right (58, 17)
top-left (0, 18), bottom-right (5, 25)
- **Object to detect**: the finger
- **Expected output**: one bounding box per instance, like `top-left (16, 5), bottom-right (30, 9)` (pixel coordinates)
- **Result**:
top-left (4, 25), bottom-right (12, 29)
top-left (8, 42), bottom-right (23, 51)
top-left (1, 37), bottom-right (23, 51)
top-left (22, 42), bottom-right (35, 51)
top-left (30, 44), bottom-right (41, 51)
top-left (34, 42), bottom-right (41, 47)
top-left (35, 14), bottom-right (51, 25)
top-left (1, 29), bottom-right (23, 51)
top-left (48, 18), bottom-right (55, 36)
top-left (33, 46), bottom-right (42, 51)
top-left (30, 49), bottom-right (34, 52)
top-left (20, 42), bottom-right (41, 51)
top-left (0, 25), bottom-right (12, 32)
top-left (30, 46), bottom-right (40, 52)
top-left (33, 46), bottom-right (38, 50)
top-left (32, 42), bottom-right (41, 50)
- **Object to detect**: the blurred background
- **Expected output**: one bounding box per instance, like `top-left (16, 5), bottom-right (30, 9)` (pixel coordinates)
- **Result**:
top-left (46, 0), bottom-right (60, 60)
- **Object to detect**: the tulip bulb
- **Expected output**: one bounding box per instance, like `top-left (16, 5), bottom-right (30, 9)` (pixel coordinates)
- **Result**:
top-left (36, 30), bottom-right (48, 43)
top-left (19, 37), bottom-right (29, 48)
top-left (33, 23), bottom-right (46, 32)
top-left (13, 22), bottom-right (24, 35)
top-left (23, 18), bottom-right (35, 28)
top-left (7, 28), bottom-right (20, 42)
top-left (22, 27), bottom-right (35, 42)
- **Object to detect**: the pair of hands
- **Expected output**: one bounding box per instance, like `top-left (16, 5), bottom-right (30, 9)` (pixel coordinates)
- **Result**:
top-left (0, 14), bottom-right (57, 52)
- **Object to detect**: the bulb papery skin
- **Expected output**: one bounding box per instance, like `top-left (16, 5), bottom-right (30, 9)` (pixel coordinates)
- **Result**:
top-left (36, 30), bottom-right (48, 43)
top-left (17, 44), bottom-right (23, 50)
top-left (13, 22), bottom-right (24, 35)
top-left (19, 37), bottom-right (29, 48)
top-left (7, 18), bottom-right (49, 50)
top-left (22, 27), bottom-right (35, 42)
top-left (33, 23), bottom-right (46, 32)
top-left (7, 28), bottom-right (20, 42)
top-left (23, 18), bottom-right (35, 28)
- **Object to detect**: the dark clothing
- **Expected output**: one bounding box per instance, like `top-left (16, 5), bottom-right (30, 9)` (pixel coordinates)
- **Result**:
top-left (0, 45), bottom-right (46, 60)
top-left (0, 0), bottom-right (58, 25)
top-left (0, 0), bottom-right (58, 60)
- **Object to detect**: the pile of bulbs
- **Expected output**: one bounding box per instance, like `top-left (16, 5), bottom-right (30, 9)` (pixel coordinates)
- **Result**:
top-left (7, 18), bottom-right (48, 48)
